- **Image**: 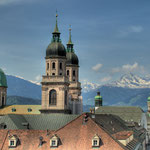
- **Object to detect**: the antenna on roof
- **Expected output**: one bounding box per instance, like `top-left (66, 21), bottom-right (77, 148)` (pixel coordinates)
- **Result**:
top-left (39, 136), bottom-right (43, 147)
top-left (46, 129), bottom-right (49, 136)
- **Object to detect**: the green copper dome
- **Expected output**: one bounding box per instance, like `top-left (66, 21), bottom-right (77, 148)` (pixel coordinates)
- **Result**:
top-left (148, 96), bottom-right (150, 101)
top-left (95, 95), bottom-right (102, 100)
top-left (66, 52), bottom-right (79, 65)
top-left (0, 68), bottom-right (7, 87)
top-left (46, 14), bottom-right (66, 58)
top-left (95, 92), bottom-right (103, 107)
top-left (66, 27), bottom-right (78, 65)
top-left (46, 42), bottom-right (66, 58)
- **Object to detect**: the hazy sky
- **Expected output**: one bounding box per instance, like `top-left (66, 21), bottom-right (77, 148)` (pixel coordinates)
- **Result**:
top-left (0, 0), bottom-right (150, 84)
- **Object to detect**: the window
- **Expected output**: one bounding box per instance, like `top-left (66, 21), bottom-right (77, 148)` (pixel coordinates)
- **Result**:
top-left (49, 90), bottom-right (57, 105)
top-left (52, 62), bottom-right (55, 69)
top-left (59, 62), bottom-right (62, 70)
top-left (50, 134), bottom-right (59, 147)
top-left (92, 134), bottom-right (100, 148)
top-left (73, 70), bottom-right (76, 76)
top-left (65, 91), bottom-right (67, 105)
top-left (2, 96), bottom-right (4, 107)
top-left (9, 135), bottom-right (18, 148)
top-left (52, 140), bottom-right (56, 146)
top-left (28, 108), bottom-right (32, 112)
top-left (47, 63), bottom-right (49, 70)
top-left (10, 140), bottom-right (14, 146)
top-left (67, 70), bottom-right (69, 76)
top-left (59, 73), bottom-right (62, 76)
top-left (93, 140), bottom-right (97, 146)
top-left (52, 73), bottom-right (55, 76)
top-left (12, 108), bottom-right (16, 112)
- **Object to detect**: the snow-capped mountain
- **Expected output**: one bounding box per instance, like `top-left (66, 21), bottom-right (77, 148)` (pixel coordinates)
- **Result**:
top-left (81, 80), bottom-right (100, 93)
top-left (106, 73), bottom-right (150, 88)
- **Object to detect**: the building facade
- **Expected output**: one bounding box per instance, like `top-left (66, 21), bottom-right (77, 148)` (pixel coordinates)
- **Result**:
top-left (40, 14), bottom-right (82, 114)
top-left (0, 68), bottom-right (7, 108)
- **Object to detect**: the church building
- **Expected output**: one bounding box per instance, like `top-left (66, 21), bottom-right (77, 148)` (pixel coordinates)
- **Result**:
top-left (0, 68), bottom-right (7, 108)
top-left (40, 14), bottom-right (82, 114)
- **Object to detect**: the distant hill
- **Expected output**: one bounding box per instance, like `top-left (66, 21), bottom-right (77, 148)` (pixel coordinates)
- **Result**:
top-left (6, 73), bottom-right (150, 112)
top-left (7, 96), bottom-right (41, 105)
top-left (7, 75), bottom-right (41, 100)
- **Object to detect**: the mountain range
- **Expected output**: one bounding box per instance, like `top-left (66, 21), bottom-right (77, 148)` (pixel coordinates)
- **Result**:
top-left (6, 73), bottom-right (150, 111)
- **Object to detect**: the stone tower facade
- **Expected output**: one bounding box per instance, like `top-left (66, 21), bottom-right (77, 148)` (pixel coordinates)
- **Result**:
top-left (147, 96), bottom-right (150, 113)
top-left (66, 28), bottom-right (82, 114)
top-left (0, 68), bottom-right (7, 108)
top-left (40, 15), bottom-right (82, 114)
top-left (40, 14), bottom-right (70, 114)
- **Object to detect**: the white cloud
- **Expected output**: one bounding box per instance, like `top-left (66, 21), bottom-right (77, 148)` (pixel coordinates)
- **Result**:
top-left (0, 0), bottom-right (20, 5)
top-left (122, 62), bottom-right (138, 72)
top-left (35, 75), bottom-right (42, 82)
top-left (0, 0), bottom-right (37, 5)
top-left (111, 62), bottom-right (145, 74)
top-left (100, 76), bottom-right (112, 82)
top-left (130, 26), bottom-right (143, 33)
top-left (118, 25), bottom-right (143, 37)
top-left (92, 63), bottom-right (103, 72)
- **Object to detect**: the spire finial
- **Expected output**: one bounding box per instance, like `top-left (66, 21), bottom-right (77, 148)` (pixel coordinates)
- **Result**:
top-left (53, 9), bottom-right (59, 33)
top-left (67, 25), bottom-right (73, 45)
top-left (56, 9), bottom-right (58, 18)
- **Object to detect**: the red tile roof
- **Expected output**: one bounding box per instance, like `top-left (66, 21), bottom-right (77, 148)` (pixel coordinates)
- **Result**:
top-left (112, 131), bottom-right (133, 140)
top-left (0, 114), bottom-right (127, 150)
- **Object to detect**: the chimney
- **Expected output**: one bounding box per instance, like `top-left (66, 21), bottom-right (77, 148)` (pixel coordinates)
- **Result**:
top-left (46, 129), bottom-right (49, 136)
top-left (83, 113), bottom-right (88, 125)
top-left (90, 108), bottom-right (95, 114)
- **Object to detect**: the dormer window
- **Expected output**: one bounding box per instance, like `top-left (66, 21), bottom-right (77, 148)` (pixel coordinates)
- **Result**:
top-left (12, 108), bottom-right (16, 112)
top-left (28, 108), bottom-right (32, 112)
top-left (10, 140), bottom-right (15, 146)
top-left (92, 134), bottom-right (100, 148)
top-left (50, 134), bottom-right (59, 148)
top-left (8, 135), bottom-right (18, 148)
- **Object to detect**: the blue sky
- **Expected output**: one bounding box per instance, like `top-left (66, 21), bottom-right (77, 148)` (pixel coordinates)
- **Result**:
top-left (0, 0), bottom-right (150, 84)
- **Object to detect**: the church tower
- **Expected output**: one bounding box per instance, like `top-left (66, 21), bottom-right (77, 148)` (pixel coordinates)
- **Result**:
top-left (147, 96), bottom-right (150, 113)
top-left (95, 91), bottom-right (103, 110)
top-left (40, 14), bottom-right (70, 114)
top-left (0, 68), bottom-right (7, 108)
top-left (66, 27), bottom-right (82, 114)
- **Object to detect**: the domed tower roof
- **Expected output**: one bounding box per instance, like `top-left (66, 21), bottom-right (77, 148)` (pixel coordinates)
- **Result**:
top-left (0, 68), bottom-right (7, 88)
top-left (95, 92), bottom-right (102, 100)
top-left (46, 14), bottom-right (66, 58)
top-left (66, 27), bottom-right (79, 65)
top-left (147, 96), bottom-right (150, 101)
top-left (95, 91), bottom-right (103, 108)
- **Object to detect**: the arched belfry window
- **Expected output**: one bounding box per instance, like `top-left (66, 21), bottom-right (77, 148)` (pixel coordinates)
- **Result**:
top-left (73, 70), bottom-right (76, 76)
top-left (49, 90), bottom-right (57, 105)
top-left (65, 91), bottom-right (67, 105)
top-left (2, 96), bottom-right (4, 107)
top-left (59, 62), bottom-right (62, 70)
top-left (52, 62), bottom-right (55, 69)
top-left (67, 70), bottom-right (69, 76)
